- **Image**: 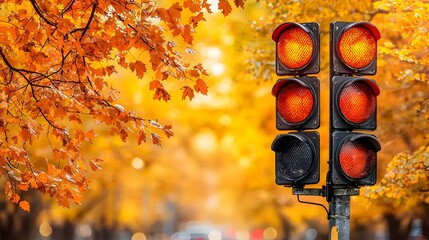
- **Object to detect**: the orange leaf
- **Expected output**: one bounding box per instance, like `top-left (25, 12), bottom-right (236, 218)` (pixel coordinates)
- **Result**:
top-left (18, 183), bottom-right (29, 191)
top-left (182, 86), bottom-right (194, 100)
top-left (168, 2), bottom-right (182, 19)
top-left (234, 0), bottom-right (245, 8)
top-left (194, 78), bottom-right (208, 95)
top-left (183, 25), bottom-right (193, 44)
top-left (151, 132), bottom-right (161, 146)
top-left (163, 125), bottom-right (174, 138)
top-left (19, 200), bottom-right (30, 212)
top-left (73, 41), bottom-right (85, 56)
top-left (19, 128), bottom-right (31, 142)
top-left (202, 0), bottom-right (212, 13)
top-left (190, 12), bottom-right (206, 28)
top-left (137, 130), bottom-right (147, 145)
top-left (86, 130), bottom-right (96, 140)
top-left (149, 80), bottom-right (163, 90)
top-left (218, 0), bottom-right (232, 15)
top-left (154, 88), bottom-right (171, 102)
top-left (37, 173), bottom-right (49, 183)
top-left (89, 159), bottom-right (103, 171)
top-left (54, 107), bottom-right (67, 118)
top-left (189, 69), bottom-right (199, 78)
top-left (130, 61), bottom-right (147, 78)
top-left (11, 193), bottom-right (20, 203)
top-left (184, 0), bottom-right (201, 12)
top-left (71, 189), bottom-right (83, 204)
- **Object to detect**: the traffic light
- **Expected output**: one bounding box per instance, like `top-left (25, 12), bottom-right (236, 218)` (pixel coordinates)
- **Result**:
top-left (331, 132), bottom-right (380, 185)
top-left (331, 22), bottom-right (380, 75)
top-left (331, 77), bottom-right (379, 130)
top-left (271, 22), bottom-right (320, 186)
top-left (272, 22), bottom-right (320, 75)
top-left (330, 22), bottom-right (381, 187)
top-left (272, 132), bottom-right (320, 186)
top-left (272, 77), bottom-right (319, 130)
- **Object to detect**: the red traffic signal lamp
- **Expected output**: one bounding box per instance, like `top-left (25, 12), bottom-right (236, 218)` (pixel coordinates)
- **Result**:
top-left (272, 132), bottom-right (320, 186)
top-left (331, 22), bottom-right (380, 75)
top-left (272, 77), bottom-right (320, 130)
top-left (272, 22), bottom-right (320, 75)
top-left (331, 77), bottom-right (380, 130)
top-left (331, 132), bottom-right (380, 186)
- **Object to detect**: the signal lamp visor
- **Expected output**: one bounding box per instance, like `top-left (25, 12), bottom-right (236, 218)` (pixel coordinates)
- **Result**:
top-left (277, 82), bottom-right (314, 124)
top-left (277, 27), bottom-right (314, 70)
top-left (339, 140), bottom-right (376, 180)
top-left (338, 81), bottom-right (376, 124)
top-left (338, 26), bottom-right (376, 69)
top-left (277, 137), bottom-right (313, 180)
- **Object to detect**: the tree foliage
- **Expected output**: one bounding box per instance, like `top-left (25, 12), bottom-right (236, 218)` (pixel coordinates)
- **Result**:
top-left (0, 0), bottom-right (244, 211)
top-left (364, 145), bottom-right (429, 206)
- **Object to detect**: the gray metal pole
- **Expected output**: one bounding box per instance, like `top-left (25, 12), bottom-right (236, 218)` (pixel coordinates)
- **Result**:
top-left (329, 196), bottom-right (350, 240)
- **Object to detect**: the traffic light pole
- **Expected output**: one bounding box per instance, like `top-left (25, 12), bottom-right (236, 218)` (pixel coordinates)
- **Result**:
top-left (328, 22), bottom-right (349, 240)
top-left (329, 196), bottom-right (350, 240)
top-left (292, 185), bottom-right (358, 240)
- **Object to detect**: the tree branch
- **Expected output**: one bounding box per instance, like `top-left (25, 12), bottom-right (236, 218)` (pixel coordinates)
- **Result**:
top-left (60, 0), bottom-right (76, 16)
top-left (29, 0), bottom-right (57, 27)
top-left (79, 3), bottom-right (97, 41)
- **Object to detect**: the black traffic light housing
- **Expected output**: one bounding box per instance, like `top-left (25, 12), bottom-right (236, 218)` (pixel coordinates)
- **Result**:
top-left (331, 21), bottom-right (381, 75)
top-left (271, 22), bottom-right (321, 188)
top-left (272, 77), bottom-right (320, 130)
top-left (331, 76), bottom-right (380, 130)
top-left (272, 132), bottom-right (320, 186)
top-left (331, 132), bottom-right (380, 186)
top-left (272, 22), bottom-right (320, 76)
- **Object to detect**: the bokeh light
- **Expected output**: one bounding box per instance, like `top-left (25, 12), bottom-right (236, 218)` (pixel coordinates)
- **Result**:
top-left (39, 222), bottom-right (52, 237)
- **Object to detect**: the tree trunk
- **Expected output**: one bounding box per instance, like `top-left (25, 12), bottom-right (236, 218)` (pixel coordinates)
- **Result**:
top-left (384, 213), bottom-right (408, 240)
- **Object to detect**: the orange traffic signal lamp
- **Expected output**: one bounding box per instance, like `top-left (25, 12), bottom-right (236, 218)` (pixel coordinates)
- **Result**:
top-left (272, 22), bottom-right (320, 76)
top-left (331, 132), bottom-right (380, 186)
top-left (331, 21), bottom-right (380, 75)
top-left (272, 77), bottom-right (320, 130)
top-left (331, 77), bottom-right (380, 130)
top-left (272, 132), bottom-right (320, 186)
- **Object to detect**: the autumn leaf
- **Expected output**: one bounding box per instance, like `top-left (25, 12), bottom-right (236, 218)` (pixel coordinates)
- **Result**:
top-left (86, 130), bottom-right (96, 141)
top-left (149, 80), bottom-right (163, 90)
top-left (234, 0), bottom-right (245, 8)
top-left (182, 86), bottom-right (195, 100)
top-left (168, 2), bottom-right (182, 20)
top-left (18, 183), bottom-right (29, 191)
top-left (183, 25), bottom-right (193, 44)
top-left (19, 201), bottom-right (30, 212)
top-left (154, 88), bottom-right (171, 102)
top-left (89, 159), bottom-right (103, 171)
top-left (194, 78), bottom-right (208, 95)
top-left (129, 61), bottom-right (147, 79)
top-left (163, 125), bottom-right (174, 138)
top-left (151, 132), bottom-right (161, 146)
top-left (137, 130), bottom-right (147, 145)
top-left (11, 193), bottom-right (20, 204)
top-left (218, 0), bottom-right (233, 16)
top-left (184, 0), bottom-right (202, 12)
top-left (190, 12), bottom-right (206, 28)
